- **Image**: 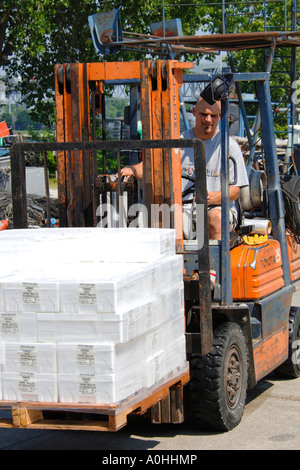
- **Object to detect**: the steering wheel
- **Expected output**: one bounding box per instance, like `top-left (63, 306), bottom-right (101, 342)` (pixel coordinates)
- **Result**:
top-left (182, 173), bottom-right (195, 199)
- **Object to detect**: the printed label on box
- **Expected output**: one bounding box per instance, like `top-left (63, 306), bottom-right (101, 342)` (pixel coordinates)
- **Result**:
top-left (79, 374), bottom-right (97, 395)
top-left (150, 332), bottom-right (159, 354)
top-left (76, 345), bottom-right (95, 366)
top-left (21, 283), bottom-right (40, 304)
top-left (150, 270), bottom-right (157, 289)
top-left (0, 313), bottom-right (19, 334)
top-left (18, 372), bottom-right (36, 393)
top-left (128, 310), bottom-right (135, 332)
top-left (161, 237), bottom-right (171, 253)
top-left (78, 284), bottom-right (97, 305)
top-left (19, 345), bottom-right (38, 368)
top-left (146, 304), bottom-right (152, 330)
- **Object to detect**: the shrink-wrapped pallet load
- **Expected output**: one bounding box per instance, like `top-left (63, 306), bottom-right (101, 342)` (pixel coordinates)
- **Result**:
top-left (0, 228), bottom-right (187, 405)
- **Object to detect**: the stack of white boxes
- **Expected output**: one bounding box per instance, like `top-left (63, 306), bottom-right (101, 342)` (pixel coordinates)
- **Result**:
top-left (0, 228), bottom-right (187, 405)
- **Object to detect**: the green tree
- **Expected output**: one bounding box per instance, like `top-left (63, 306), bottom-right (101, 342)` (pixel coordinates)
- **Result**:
top-left (1, 0), bottom-right (103, 126)
top-left (0, 0), bottom-right (224, 126)
top-left (0, 107), bottom-right (13, 128)
top-left (1, 0), bottom-right (299, 129)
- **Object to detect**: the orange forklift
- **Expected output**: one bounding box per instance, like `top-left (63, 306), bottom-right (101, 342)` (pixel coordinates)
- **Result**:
top-left (9, 23), bottom-right (300, 431)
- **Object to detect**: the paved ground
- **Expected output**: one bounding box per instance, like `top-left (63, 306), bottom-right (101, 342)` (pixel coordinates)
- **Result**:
top-left (0, 368), bottom-right (299, 451)
top-left (0, 291), bottom-right (299, 451)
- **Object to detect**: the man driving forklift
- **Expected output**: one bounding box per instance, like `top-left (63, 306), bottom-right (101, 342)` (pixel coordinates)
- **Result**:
top-left (117, 97), bottom-right (248, 240)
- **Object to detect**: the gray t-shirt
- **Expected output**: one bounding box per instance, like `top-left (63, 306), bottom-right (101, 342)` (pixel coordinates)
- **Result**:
top-left (181, 128), bottom-right (249, 219)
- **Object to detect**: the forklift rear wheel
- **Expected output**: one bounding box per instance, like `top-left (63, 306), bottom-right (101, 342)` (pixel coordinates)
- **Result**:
top-left (188, 322), bottom-right (248, 432)
top-left (275, 306), bottom-right (300, 379)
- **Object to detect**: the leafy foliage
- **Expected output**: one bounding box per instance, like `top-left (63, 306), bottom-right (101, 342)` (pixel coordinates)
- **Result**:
top-left (1, 0), bottom-right (102, 126)
top-left (0, 0), bottom-right (299, 130)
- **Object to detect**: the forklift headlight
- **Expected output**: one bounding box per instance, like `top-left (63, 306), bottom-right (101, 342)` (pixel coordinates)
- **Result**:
top-left (200, 73), bottom-right (235, 105)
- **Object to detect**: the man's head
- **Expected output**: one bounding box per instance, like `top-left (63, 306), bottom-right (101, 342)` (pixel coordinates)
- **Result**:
top-left (192, 97), bottom-right (221, 140)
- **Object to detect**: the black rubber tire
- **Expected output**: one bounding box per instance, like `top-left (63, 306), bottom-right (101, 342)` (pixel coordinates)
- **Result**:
top-left (187, 322), bottom-right (248, 432)
top-left (281, 176), bottom-right (300, 234)
top-left (275, 306), bottom-right (300, 379)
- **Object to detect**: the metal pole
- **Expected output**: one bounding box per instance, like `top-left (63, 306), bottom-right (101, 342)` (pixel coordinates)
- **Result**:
top-left (290, 0), bottom-right (297, 170)
top-left (43, 151), bottom-right (50, 228)
top-left (256, 78), bottom-right (291, 286)
top-left (193, 138), bottom-right (213, 354)
top-left (221, 97), bottom-right (233, 305)
top-left (222, 0), bottom-right (226, 34)
top-left (248, 42), bottom-right (276, 165)
top-left (10, 144), bottom-right (27, 229)
top-left (162, 0), bottom-right (166, 37)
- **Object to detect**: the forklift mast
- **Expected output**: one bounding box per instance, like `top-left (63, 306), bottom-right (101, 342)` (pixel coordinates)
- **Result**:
top-left (55, 60), bottom-right (191, 242)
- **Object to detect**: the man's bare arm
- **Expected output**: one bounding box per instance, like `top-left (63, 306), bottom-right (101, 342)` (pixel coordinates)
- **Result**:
top-left (207, 186), bottom-right (240, 206)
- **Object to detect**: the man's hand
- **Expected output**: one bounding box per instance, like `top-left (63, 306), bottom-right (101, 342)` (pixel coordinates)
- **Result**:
top-left (115, 162), bottom-right (143, 181)
top-left (115, 166), bottom-right (135, 179)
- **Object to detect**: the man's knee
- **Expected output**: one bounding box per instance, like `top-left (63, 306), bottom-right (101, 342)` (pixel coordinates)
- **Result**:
top-left (208, 208), bottom-right (222, 239)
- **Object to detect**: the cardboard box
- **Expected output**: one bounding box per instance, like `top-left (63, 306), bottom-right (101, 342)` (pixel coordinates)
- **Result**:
top-left (2, 342), bottom-right (57, 373)
top-left (0, 313), bottom-right (37, 342)
top-left (0, 228), bottom-right (186, 406)
top-left (0, 227), bottom-right (176, 270)
top-left (2, 372), bottom-right (57, 402)
top-left (36, 283), bottom-right (184, 345)
top-left (2, 278), bottom-right (59, 313)
top-left (0, 255), bottom-right (182, 315)
top-left (145, 336), bottom-right (188, 388)
top-left (57, 363), bottom-right (145, 404)
top-left (55, 315), bottom-right (184, 376)
top-left (58, 255), bottom-right (182, 314)
top-left (36, 313), bottom-right (99, 344)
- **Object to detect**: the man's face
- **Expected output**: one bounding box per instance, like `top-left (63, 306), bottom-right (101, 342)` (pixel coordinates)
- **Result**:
top-left (193, 99), bottom-right (220, 140)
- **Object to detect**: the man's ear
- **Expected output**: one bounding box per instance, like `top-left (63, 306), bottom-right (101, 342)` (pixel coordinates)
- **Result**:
top-left (192, 105), bottom-right (196, 116)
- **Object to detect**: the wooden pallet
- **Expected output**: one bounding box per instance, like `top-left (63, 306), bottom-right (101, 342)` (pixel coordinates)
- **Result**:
top-left (0, 370), bottom-right (189, 432)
